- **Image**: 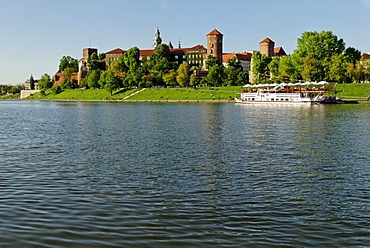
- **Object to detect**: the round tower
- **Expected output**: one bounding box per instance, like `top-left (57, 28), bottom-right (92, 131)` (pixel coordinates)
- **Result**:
top-left (260, 37), bottom-right (275, 57)
top-left (206, 29), bottom-right (223, 64)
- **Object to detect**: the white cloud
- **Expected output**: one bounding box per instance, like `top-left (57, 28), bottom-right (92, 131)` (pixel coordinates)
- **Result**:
top-left (158, 0), bottom-right (170, 9)
top-left (361, 0), bottom-right (370, 7)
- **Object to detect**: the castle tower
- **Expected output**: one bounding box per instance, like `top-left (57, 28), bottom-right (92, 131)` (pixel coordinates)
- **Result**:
top-left (153, 27), bottom-right (162, 49)
top-left (78, 48), bottom-right (98, 84)
top-left (259, 37), bottom-right (275, 57)
top-left (206, 29), bottom-right (223, 64)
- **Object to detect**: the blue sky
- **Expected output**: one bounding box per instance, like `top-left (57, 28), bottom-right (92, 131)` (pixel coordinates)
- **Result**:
top-left (1, 0), bottom-right (370, 84)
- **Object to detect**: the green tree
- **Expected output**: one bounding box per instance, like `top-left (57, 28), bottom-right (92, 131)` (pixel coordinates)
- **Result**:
top-left (29, 75), bottom-right (35, 90)
top-left (225, 65), bottom-right (241, 86)
top-left (301, 54), bottom-right (318, 81)
top-left (86, 70), bottom-right (101, 89)
top-left (99, 70), bottom-right (120, 95)
top-left (38, 73), bottom-right (53, 89)
top-left (176, 63), bottom-right (190, 87)
top-left (205, 55), bottom-right (219, 69)
top-left (189, 74), bottom-right (201, 88)
top-left (279, 56), bottom-right (298, 81)
top-left (292, 30), bottom-right (345, 81)
top-left (163, 70), bottom-right (177, 86)
top-left (236, 71), bottom-right (249, 85)
top-left (59, 56), bottom-right (78, 72)
top-left (252, 51), bottom-right (271, 84)
top-left (329, 54), bottom-right (349, 83)
top-left (123, 47), bottom-right (143, 87)
top-left (147, 44), bottom-right (175, 85)
top-left (124, 47), bottom-right (140, 68)
top-left (206, 65), bottom-right (225, 86)
top-left (268, 57), bottom-right (280, 83)
top-left (51, 84), bottom-right (62, 94)
top-left (109, 57), bottom-right (127, 77)
top-left (152, 44), bottom-right (170, 61)
top-left (88, 52), bottom-right (106, 71)
top-left (344, 47), bottom-right (362, 65)
top-left (61, 67), bottom-right (77, 89)
top-left (227, 57), bottom-right (242, 70)
top-left (353, 59), bottom-right (367, 83)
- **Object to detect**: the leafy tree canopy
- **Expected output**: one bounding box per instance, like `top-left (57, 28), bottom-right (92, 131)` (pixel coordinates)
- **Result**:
top-left (292, 30), bottom-right (345, 81)
top-left (176, 63), bottom-right (190, 87)
top-left (59, 56), bottom-right (78, 72)
top-left (38, 73), bottom-right (53, 89)
top-left (205, 55), bottom-right (218, 69)
top-left (88, 52), bottom-right (106, 71)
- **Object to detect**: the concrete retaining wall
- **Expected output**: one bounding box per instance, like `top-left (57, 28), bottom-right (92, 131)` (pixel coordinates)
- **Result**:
top-left (20, 90), bottom-right (40, 99)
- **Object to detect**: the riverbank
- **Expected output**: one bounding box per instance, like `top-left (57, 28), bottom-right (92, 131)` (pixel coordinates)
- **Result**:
top-left (14, 83), bottom-right (370, 102)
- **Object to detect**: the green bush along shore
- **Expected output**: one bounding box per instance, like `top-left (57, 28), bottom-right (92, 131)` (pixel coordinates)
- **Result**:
top-left (21, 84), bottom-right (370, 102)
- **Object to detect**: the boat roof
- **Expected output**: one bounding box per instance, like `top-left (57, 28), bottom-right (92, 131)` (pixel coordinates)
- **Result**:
top-left (244, 81), bottom-right (330, 88)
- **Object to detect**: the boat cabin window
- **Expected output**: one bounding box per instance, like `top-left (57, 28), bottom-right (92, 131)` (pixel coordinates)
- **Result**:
top-left (252, 98), bottom-right (255, 101)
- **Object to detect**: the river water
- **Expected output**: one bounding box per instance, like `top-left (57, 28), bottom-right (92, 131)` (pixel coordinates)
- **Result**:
top-left (0, 101), bottom-right (369, 247)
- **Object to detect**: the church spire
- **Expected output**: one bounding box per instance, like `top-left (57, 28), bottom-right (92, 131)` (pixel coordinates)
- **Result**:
top-left (178, 38), bottom-right (181, 48)
top-left (153, 27), bottom-right (162, 49)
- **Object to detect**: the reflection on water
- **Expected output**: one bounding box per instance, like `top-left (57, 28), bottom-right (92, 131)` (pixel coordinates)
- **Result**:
top-left (0, 101), bottom-right (369, 247)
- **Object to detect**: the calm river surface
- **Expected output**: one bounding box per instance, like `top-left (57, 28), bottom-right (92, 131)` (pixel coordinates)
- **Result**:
top-left (0, 101), bottom-right (369, 247)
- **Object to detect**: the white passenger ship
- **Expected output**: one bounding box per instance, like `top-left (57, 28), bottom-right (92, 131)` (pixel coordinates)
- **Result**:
top-left (235, 82), bottom-right (330, 104)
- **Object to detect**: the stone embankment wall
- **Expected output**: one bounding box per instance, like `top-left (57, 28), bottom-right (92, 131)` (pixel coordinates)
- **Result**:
top-left (20, 90), bottom-right (40, 99)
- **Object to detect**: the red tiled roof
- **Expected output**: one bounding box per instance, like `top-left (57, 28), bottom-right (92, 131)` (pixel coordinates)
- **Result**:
top-left (274, 46), bottom-right (287, 56)
top-left (207, 29), bottom-right (223, 36)
top-left (222, 52), bottom-right (252, 63)
top-left (260, 37), bottom-right (274, 44)
top-left (139, 49), bottom-right (154, 56)
top-left (53, 72), bottom-right (79, 86)
top-left (139, 45), bottom-right (206, 56)
top-left (362, 53), bottom-right (370, 60)
top-left (106, 48), bottom-right (125, 54)
top-left (105, 45), bottom-right (206, 57)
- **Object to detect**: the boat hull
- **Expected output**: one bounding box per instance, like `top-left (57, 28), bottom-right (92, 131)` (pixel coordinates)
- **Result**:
top-left (235, 98), bottom-right (314, 104)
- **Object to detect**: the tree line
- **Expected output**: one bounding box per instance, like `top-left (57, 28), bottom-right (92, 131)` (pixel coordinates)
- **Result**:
top-left (40, 44), bottom-right (248, 95)
top-left (253, 30), bottom-right (370, 84)
top-left (32, 30), bottom-right (370, 95)
top-left (80, 44), bottom-right (248, 94)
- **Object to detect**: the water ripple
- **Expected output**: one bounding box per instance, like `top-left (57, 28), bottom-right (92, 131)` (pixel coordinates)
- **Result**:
top-left (0, 101), bottom-right (369, 247)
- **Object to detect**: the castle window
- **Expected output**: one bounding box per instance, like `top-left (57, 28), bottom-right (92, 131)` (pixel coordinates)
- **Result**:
top-left (210, 50), bottom-right (213, 54)
top-left (211, 44), bottom-right (214, 48)
top-left (175, 55), bottom-right (178, 59)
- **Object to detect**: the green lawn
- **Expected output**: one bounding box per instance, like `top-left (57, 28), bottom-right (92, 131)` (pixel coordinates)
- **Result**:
top-left (25, 86), bottom-right (242, 101)
top-left (21, 83), bottom-right (370, 101)
top-left (27, 88), bottom-right (139, 101)
top-left (0, 93), bottom-right (20, 100)
top-left (334, 83), bottom-right (370, 99)
top-left (127, 86), bottom-right (241, 101)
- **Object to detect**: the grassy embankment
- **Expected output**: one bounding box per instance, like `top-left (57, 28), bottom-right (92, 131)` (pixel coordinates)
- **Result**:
top-left (26, 86), bottom-right (242, 102)
top-left (27, 88), bottom-right (140, 101)
top-left (0, 93), bottom-right (20, 100)
top-left (333, 84), bottom-right (370, 100)
top-left (22, 83), bottom-right (370, 102)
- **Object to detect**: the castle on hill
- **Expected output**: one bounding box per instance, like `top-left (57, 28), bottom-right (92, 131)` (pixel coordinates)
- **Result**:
top-left (73, 28), bottom-right (287, 85)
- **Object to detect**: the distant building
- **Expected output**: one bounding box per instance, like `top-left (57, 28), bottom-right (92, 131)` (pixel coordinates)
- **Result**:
top-left (77, 48), bottom-right (98, 83)
top-left (206, 29), bottom-right (223, 64)
top-left (24, 81), bottom-right (39, 90)
top-left (222, 52), bottom-right (252, 72)
top-left (54, 72), bottom-right (79, 86)
top-left (76, 29), bottom-right (287, 85)
top-left (362, 53), bottom-right (370, 60)
top-left (274, 47), bottom-right (287, 57)
top-left (260, 37), bottom-right (275, 58)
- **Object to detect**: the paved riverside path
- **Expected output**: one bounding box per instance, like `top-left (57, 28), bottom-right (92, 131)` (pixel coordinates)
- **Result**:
top-left (122, 88), bottom-right (146, 100)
